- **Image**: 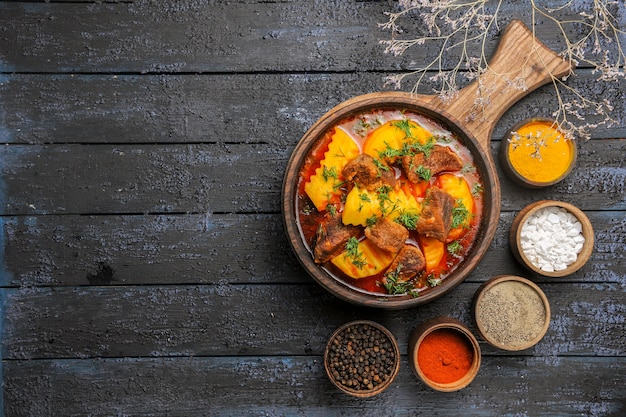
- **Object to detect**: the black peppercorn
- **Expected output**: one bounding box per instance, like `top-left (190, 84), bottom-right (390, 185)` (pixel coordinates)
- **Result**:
top-left (325, 322), bottom-right (398, 394)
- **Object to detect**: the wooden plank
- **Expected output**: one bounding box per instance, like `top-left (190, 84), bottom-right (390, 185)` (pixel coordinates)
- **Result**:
top-left (1, 211), bottom-right (623, 287)
top-left (0, 143), bottom-right (290, 215)
top-left (2, 282), bottom-right (624, 359)
top-left (0, 1), bottom-right (623, 416)
top-left (0, 1), bottom-right (600, 74)
top-left (0, 213), bottom-right (302, 287)
top-left (3, 355), bottom-right (625, 416)
top-left (0, 140), bottom-right (623, 216)
top-left (1, 72), bottom-right (624, 145)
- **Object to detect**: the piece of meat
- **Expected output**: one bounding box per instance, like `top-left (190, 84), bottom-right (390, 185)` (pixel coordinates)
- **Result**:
top-left (313, 215), bottom-right (360, 264)
top-left (416, 187), bottom-right (454, 242)
top-left (386, 244), bottom-right (426, 281)
top-left (364, 217), bottom-right (408, 254)
top-left (342, 154), bottom-right (396, 191)
top-left (402, 145), bottom-right (463, 183)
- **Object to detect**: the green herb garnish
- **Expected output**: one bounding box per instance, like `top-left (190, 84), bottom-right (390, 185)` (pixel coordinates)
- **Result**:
top-left (372, 158), bottom-right (390, 176)
top-left (382, 265), bottom-right (419, 297)
top-left (461, 164), bottom-right (475, 174)
top-left (427, 275), bottom-right (442, 287)
top-left (378, 142), bottom-right (404, 160)
top-left (354, 119), bottom-right (371, 137)
top-left (375, 185), bottom-right (393, 215)
top-left (366, 216), bottom-right (378, 227)
top-left (396, 211), bottom-right (420, 230)
top-left (392, 118), bottom-right (416, 139)
top-left (345, 237), bottom-right (366, 269)
top-left (332, 180), bottom-right (346, 191)
top-left (411, 137), bottom-right (435, 158)
top-left (414, 164), bottom-right (432, 181)
top-left (322, 166), bottom-right (338, 182)
top-left (451, 199), bottom-right (471, 229)
top-left (447, 240), bottom-right (463, 255)
top-left (378, 136), bottom-right (436, 161)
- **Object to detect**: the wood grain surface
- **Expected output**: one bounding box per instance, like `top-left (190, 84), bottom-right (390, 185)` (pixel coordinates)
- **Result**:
top-left (0, 0), bottom-right (625, 415)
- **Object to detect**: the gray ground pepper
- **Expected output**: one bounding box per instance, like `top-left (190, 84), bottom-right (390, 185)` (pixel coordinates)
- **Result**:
top-left (476, 281), bottom-right (547, 349)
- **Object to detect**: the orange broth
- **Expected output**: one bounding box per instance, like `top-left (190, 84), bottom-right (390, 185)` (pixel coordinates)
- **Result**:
top-left (296, 108), bottom-right (484, 296)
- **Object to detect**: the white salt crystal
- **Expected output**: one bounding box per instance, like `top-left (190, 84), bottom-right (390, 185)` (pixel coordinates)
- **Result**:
top-left (567, 226), bottom-right (581, 237)
top-left (547, 213), bottom-right (560, 224)
top-left (519, 206), bottom-right (587, 272)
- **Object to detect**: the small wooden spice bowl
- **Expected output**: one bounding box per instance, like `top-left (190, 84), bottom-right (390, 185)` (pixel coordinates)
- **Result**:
top-left (510, 200), bottom-right (594, 277)
top-left (408, 317), bottom-right (481, 392)
top-left (473, 275), bottom-right (550, 351)
top-left (500, 117), bottom-right (577, 188)
top-left (324, 320), bottom-right (400, 398)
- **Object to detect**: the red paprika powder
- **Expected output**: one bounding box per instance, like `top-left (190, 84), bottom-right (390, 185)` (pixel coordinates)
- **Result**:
top-left (417, 328), bottom-right (474, 384)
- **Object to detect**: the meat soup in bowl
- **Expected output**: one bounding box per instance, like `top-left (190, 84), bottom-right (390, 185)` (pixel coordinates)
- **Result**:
top-left (288, 106), bottom-right (489, 307)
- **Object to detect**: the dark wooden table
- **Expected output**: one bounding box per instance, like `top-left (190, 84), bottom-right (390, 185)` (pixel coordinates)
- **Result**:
top-left (1, 1), bottom-right (624, 415)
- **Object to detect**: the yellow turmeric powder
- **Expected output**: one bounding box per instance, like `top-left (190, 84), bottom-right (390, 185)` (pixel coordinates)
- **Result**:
top-left (507, 120), bottom-right (575, 183)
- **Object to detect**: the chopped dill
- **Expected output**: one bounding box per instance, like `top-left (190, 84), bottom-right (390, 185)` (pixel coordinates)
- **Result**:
top-left (396, 211), bottom-right (419, 230)
top-left (382, 265), bottom-right (419, 297)
top-left (375, 185), bottom-right (392, 201)
top-left (378, 136), bottom-right (436, 160)
top-left (332, 180), bottom-right (346, 191)
top-left (345, 237), bottom-right (366, 269)
top-left (375, 185), bottom-right (395, 215)
top-left (447, 240), bottom-right (463, 255)
top-left (392, 118), bottom-right (416, 139)
top-left (373, 158), bottom-right (390, 175)
top-left (354, 119), bottom-right (371, 137)
top-left (378, 142), bottom-right (403, 160)
top-left (427, 275), bottom-right (442, 287)
top-left (332, 148), bottom-right (347, 158)
top-left (451, 199), bottom-right (471, 229)
top-left (414, 164), bottom-right (432, 181)
top-left (461, 164), bottom-right (476, 174)
top-left (472, 183), bottom-right (484, 196)
top-left (412, 137), bottom-right (436, 158)
top-left (322, 166), bottom-right (338, 182)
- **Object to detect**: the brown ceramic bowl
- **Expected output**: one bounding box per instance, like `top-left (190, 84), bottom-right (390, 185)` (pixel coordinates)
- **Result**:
top-left (282, 95), bottom-right (501, 309)
top-left (500, 117), bottom-right (577, 188)
top-left (510, 200), bottom-right (594, 277)
top-left (472, 275), bottom-right (550, 351)
top-left (408, 317), bottom-right (481, 392)
top-left (324, 320), bottom-right (400, 397)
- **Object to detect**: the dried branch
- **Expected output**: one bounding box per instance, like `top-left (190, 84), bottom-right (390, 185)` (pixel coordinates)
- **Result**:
top-left (379, 0), bottom-right (625, 140)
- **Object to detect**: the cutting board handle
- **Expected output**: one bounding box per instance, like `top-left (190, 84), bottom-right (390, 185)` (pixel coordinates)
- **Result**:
top-left (417, 19), bottom-right (573, 154)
